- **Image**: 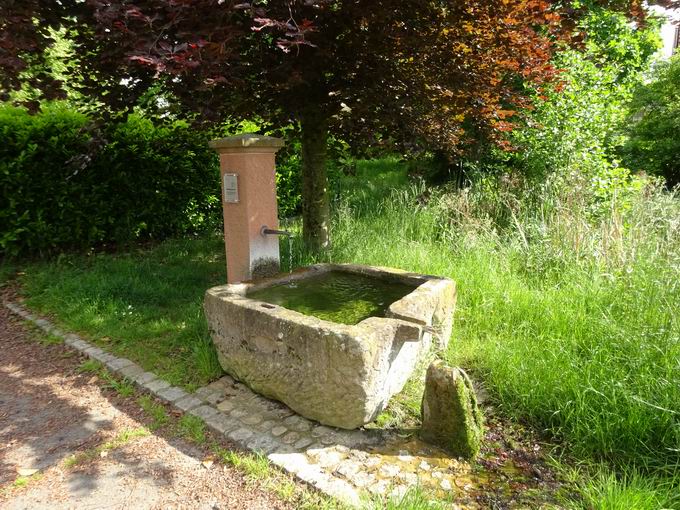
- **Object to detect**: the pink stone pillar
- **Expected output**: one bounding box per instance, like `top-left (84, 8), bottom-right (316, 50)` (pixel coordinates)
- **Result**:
top-left (209, 134), bottom-right (285, 283)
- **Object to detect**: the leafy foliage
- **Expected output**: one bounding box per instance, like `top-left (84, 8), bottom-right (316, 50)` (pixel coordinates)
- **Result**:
top-left (0, 0), bottom-right (650, 247)
top-left (506, 9), bottom-right (660, 180)
top-left (4, 1), bottom-right (563, 147)
top-left (623, 55), bottom-right (680, 187)
top-left (0, 104), bottom-right (222, 256)
top-left (1, 1), bottom-right (649, 149)
top-left (0, 1), bottom-right (81, 106)
top-left (0, 103), bottom-right (306, 255)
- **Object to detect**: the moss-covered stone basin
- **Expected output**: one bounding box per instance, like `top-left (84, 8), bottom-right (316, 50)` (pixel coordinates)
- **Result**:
top-left (247, 270), bottom-right (416, 325)
top-left (204, 263), bottom-right (456, 429)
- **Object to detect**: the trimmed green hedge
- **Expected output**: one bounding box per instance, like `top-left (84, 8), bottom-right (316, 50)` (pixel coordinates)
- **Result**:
top-left (1, 105), bottom-right (223, 256)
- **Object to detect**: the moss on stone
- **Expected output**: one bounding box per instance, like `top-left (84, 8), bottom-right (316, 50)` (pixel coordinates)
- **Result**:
top-left (420, 361), bottom-right (484, 459)
top-left (251, 257), bottom-right (280, 279)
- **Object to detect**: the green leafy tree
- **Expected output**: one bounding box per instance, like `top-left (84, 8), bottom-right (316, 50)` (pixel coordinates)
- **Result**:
top-left (624, 55), bottom-right (680, 187)
top-left (508, 8), bottom-right (661, 182)
top-left (1, 1), bottom-right (647, 249)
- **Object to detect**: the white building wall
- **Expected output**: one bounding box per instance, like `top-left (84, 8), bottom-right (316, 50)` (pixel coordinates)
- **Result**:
top-left (650, 6), bottom-right (679, 58)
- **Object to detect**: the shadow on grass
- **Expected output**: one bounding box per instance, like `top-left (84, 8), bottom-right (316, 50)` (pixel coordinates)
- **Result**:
top-left (19, 236), bottom-right (227, 390)
top-left (0, 311), bottom-right (329, 509)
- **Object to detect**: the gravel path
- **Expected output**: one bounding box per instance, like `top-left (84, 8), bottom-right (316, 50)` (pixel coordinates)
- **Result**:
top-left (0, 296), bottom-right (294, 510)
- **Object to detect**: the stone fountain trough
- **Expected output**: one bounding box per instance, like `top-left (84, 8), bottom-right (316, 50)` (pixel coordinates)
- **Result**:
top-left (204, 263), bottom-right (455, 429)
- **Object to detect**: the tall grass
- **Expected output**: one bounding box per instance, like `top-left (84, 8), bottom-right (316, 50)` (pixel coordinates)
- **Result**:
top-left (16, 157), bottom-right (679, 506)
top-left (295, 162), bottom-right (680, 507)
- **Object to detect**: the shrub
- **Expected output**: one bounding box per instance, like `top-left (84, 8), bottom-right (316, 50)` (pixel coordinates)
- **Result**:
top-left (0, 104), bottom-right (222, 256)
top-left (0, 104), bottom-right (92, 254)
top-left (623, 55), bottom-right (680, 188)
top-left (96, 115), bottom-right (222, 242)
top-left (0, 104), bottom-right (336, 256)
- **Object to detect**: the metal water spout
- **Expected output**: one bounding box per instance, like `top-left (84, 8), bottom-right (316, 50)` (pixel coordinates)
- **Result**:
top-left (261, 226), bottom-right (294, 273)
top-left (260, 226), bottom-right (292, 237)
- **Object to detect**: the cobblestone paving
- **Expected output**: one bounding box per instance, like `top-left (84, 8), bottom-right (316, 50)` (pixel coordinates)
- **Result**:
top-left (6, 302), bottom-right (480, 507)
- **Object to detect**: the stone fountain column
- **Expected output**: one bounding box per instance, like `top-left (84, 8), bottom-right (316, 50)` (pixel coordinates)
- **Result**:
top-left (209, 134), bottom-right (285, 283)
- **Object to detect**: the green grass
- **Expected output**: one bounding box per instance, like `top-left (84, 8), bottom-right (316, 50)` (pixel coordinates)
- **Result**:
top-left (213, 446), bottom-right (349, 509)
top-left (11, 477), bottom-right (29, 488)
top-left (16, 159), bottom-right (680, 507)
top-left (76, 359), bottom-right (135, 397)
top-left (176, 414), bottom-right (207, 444)
top-left (214, 447), bottom-right (292, 497)
top-left (302, 161), bottom-right (679, 507)
top-left (77, 359), bottom-right (104, 373)
top-left (364, 486), bottom-right (449, 510)
top-left (137, 394), bottom-right (170, 430)
top-left (100, 372), bottom-right (135, 397)
top-left (0, 471), bottom-right (43, 498)
top-left (216, 449), bottom-right (272, 481)
top-left (20, 236), bottom-right (226, 390)
top-left (35, 332), bottom-right (64, 346)
top-left (573, 469), bottom-right (678, 510)
top-left (373, 350), bottom-right (434, 429)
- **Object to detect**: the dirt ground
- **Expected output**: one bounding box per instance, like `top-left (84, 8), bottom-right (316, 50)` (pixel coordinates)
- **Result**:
top-left (0, 295), bottom-right (295, 510)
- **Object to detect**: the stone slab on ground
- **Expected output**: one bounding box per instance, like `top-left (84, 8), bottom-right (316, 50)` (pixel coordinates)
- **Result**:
top-left (421, 361), bottom-right (484, 459)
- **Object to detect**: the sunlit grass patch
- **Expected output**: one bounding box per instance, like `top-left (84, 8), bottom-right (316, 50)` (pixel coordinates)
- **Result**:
top-left (569, 469), bottom-right (678, 510)
top-left (192, 335), bottom-right (223, 382)
top-left (364, 486), bottom-right (449, 510)
top-left (216, 449), bottom-right (272, 481)
top-left (176, 414), bottom-right (206, 444)
top-left (20, 236), bottom-right (226, 390)
top-left (63, 427), bottom-right (149, 469)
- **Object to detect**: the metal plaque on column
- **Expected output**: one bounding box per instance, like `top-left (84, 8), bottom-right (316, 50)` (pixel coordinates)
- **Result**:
top-left (223, 173), bottom-right (239, 203)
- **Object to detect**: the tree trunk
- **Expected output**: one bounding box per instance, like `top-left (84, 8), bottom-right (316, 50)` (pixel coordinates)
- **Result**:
top-left (301, 112), bottom-right (330, 251)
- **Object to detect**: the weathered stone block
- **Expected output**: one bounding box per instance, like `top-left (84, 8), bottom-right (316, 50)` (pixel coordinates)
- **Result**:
top-left (205, 263), bottom-right (456, 429)
top-left (106, 358), bottom-right (133, 372)
top-left (205, 413), bottom-right (240, 435)
top-left (190, 405), bottom-right (219, 421)
top-left (174, 395), bottom-right (203, 412)
top-left (87, 348), bottom-right (116, 364)
top-left (63, 334), bottom-right (84, 348)
top-left (420, 361), bottom-right (483, 459)
top-left (132, 371), bottom-right (157, 385)
top-left (143, 378), bottom-right (170, 393)
top-left (246, 435), bottom-right (282, 455)
top-left (156, 386), bottom-right (188, 403)
top-left (228, 427), bottom-right (254, 444)
top-left (118, 362), bottom-right (146, 380)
